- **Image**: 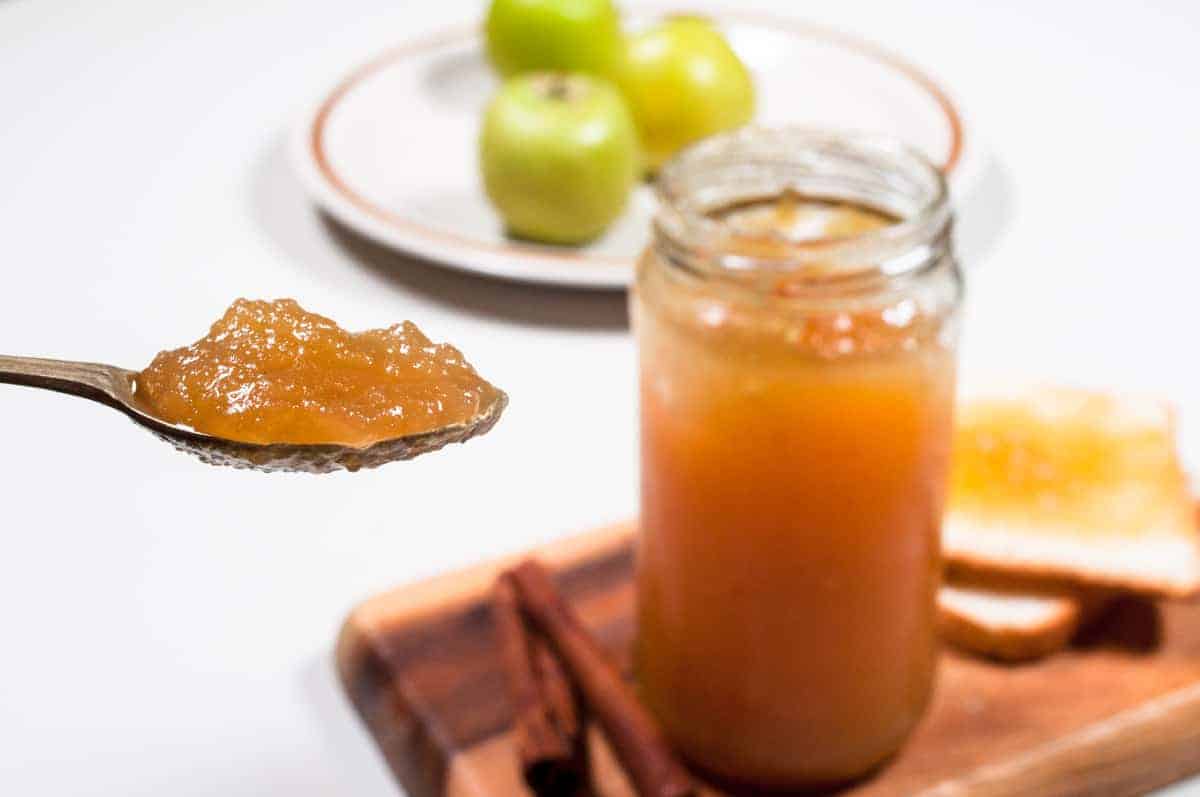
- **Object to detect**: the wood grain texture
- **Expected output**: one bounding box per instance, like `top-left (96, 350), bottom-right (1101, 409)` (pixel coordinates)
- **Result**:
top-left (337, 522), bottom-right (1200, 797)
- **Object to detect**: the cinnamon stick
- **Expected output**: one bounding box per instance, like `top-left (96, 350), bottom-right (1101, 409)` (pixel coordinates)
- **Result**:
top-left (508, 559), bottom-right (696, 797)
top-left (532, 640), bottom-right (583, 745)
top-left (492, 574), bottom-right (584, 795)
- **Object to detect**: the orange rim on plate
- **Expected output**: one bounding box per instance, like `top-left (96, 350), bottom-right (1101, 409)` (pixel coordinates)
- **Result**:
top-left (309, 10), bottom-right (965, 269)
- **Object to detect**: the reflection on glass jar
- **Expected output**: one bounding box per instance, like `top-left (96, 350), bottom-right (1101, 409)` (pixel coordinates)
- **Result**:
top-left (632, 129), bottom-right (963, 789)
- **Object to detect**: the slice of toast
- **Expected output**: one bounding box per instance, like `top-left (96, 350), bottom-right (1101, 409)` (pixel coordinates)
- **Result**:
top-left (937, 578), bottom-right (1094, 662)
top-left (944, 387), bottom-right (1200, 598)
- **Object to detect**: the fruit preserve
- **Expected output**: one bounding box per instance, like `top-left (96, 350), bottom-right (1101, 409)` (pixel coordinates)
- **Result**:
top-left (951, 389), bottom-right (1189, 537)
top-left (135, 299), bottom-right (502, 447)
top-left (632, 130), bottom-right (962, 788)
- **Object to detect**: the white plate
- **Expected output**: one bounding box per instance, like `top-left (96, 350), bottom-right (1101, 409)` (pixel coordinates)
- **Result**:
top-left (293, 8), bottom-right (982, 290)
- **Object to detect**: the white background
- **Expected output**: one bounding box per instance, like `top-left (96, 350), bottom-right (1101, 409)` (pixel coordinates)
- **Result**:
top-left (1, 0), bottom-right (1198, 794)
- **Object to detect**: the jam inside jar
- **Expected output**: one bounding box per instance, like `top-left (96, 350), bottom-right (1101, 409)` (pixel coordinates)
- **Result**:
top-left (632, 129), bottom-right (963, 788)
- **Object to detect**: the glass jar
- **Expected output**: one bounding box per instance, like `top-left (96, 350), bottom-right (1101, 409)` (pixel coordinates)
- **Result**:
top-left (632, 128), bottom-right (962, 789)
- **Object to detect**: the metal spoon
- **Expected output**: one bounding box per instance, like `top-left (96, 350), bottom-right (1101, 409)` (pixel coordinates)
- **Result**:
top-left (0, 354), bottom-right (508, 474)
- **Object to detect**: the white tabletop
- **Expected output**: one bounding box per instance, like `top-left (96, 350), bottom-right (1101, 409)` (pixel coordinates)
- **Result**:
top-left (1, 1), bottom-right (1197, 794)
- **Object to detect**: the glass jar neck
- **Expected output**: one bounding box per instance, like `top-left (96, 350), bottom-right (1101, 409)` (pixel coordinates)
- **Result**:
top-left (651, 128), bottom-right (952, 295)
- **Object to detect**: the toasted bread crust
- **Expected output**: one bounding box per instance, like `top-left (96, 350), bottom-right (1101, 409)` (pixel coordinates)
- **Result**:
top-left (944, 517), bottom-right (1200, 600)
top-left (936, 571), bottom-right (1121, 662)
top-left (938, 599), bottom-right (1078, 662)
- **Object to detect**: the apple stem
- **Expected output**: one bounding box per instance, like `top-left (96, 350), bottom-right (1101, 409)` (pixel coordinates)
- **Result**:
top-left (532, 73), bottom-right (579, 103)
top-left (547, 77), bottom-right (570, 101)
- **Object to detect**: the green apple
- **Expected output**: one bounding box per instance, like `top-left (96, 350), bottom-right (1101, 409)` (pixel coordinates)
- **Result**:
top-left (618, 16), bottom-right (756, 172)
top-left (480, 73), bottom-right (639, 245)
top-left (485, 0), bottom-right (623, 78)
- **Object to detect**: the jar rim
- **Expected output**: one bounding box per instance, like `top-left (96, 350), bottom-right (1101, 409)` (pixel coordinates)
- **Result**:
top-left (653, 127), bottom-right (951, 282)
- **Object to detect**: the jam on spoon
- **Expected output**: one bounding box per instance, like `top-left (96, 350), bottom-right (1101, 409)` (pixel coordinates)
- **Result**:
top-left (135, 298), bottom-right (504, 448)
top-left (0, 298), bottom-right (506, 473)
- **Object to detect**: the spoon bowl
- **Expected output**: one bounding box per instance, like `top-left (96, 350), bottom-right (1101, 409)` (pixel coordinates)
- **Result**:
top-left (0, 354), bottom-right (508, 473)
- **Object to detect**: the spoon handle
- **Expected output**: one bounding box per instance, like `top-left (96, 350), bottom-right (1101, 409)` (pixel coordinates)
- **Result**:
top-left (0, 355), bottom-right (132, 410)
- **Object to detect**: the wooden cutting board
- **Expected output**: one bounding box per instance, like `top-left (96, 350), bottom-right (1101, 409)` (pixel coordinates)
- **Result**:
top-left (336, 522), bottom-right (1200, 797)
